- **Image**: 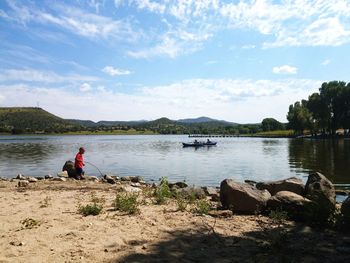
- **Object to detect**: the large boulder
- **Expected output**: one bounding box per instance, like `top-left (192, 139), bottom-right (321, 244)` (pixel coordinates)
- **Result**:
top-left (220, 179), bottom-right (271, 214)
top-left (305, 172), bottom-right (336, 224)
top-left (62, 161), bottom-right (76, 178)
top-left (267, 191), bottom-right (313, 221)
top-left (256, 177), bottom-right (304, 196)
top-left (176, 186), bottom-right (206, 200)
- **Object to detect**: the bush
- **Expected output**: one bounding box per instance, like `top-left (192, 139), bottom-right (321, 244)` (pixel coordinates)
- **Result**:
top-left (78, 203), bottom-right (103, 216)
top-left (113, 192), bottom-right (139, 214)
top-left (154, 177), bottom-right (172, 204)
top-left (269, 209), bottom-right (288, 226)
top-left (193, 199), bottom-right (211, 215)
top-left (175, 192), bottom-right (188, 212)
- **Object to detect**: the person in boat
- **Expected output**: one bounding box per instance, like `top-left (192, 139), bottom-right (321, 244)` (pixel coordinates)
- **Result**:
top-left (207, 139), bottom-right (212, 143)
top-left (74, 147), bottom-right (85, 180)
top-left (194, 139), bottom-right (199, 144)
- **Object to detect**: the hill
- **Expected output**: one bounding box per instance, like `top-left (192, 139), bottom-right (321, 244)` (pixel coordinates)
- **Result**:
top-left (177, 116), bottom-right (237, 125)
top-left (0, 107), bottom-right (80, 134)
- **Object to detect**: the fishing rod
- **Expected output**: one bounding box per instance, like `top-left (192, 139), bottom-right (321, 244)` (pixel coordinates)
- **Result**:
top-left (86, 161), bottom-right (104, 177)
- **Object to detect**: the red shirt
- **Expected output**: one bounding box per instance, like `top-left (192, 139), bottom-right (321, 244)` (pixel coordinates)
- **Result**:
top-left (75, 153), bottom-right (84, 168)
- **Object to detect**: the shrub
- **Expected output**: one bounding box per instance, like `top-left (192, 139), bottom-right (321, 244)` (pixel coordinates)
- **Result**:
top-left (113, 192), bottom-right (139, 214)
top-left (78, 203), bottom-right (103, 216)
top-left (269, 209), bottom-right (288, 226)
top-left (154, 177), bottom-right (172, 204)
top-left (175, 192), bottom-right (188, 212)
top-left (193, 199), bottom-right (211, 215)
top-left (39, 196), bottom-right (52, 208)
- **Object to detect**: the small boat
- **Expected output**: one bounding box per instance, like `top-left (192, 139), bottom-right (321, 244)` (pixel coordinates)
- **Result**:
top-left (203, 141), bottom-right (217, 146)
top-left (182, 142), bottom-right (205, 147)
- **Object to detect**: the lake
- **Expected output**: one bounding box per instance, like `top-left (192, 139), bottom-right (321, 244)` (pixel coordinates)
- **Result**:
top-left (0, 135), bottom-right (349, 186)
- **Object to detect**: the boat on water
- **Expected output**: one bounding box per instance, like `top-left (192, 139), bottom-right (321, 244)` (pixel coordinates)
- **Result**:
top-left (182, 140), bottom-right (217, 147)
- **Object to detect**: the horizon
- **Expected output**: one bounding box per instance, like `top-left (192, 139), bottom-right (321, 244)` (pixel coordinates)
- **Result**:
top-left (1, 1), bottom-right (350, 122)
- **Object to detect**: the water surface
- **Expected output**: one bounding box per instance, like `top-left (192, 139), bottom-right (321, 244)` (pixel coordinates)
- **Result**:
top-left (0, 135), bottom-right (349, 186)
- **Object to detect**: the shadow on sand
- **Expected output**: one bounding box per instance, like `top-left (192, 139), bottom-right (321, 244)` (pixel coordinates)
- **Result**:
top-left (113, 222), bottom-right (350, 263)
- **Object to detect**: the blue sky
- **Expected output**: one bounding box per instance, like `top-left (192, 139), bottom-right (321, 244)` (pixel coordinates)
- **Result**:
top-left (0, 0), bottom-right (350, 122)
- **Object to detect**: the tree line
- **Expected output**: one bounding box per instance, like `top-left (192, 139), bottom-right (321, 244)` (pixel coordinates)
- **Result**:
top-left (287, 81), bottom-right (350, 136)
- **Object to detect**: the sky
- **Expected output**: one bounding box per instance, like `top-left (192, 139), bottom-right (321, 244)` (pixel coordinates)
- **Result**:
top-left (0, 0), bottom-right (350, 123)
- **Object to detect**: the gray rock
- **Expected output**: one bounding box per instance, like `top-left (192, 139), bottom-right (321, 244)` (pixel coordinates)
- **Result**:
top-left (176, 186), bottom-right (206, 200)
top-left (305, 172), bottom-right (336, 224)
top-left (18, 180), bottom-right (29, 187)
top-left (130, 176), bottom-right (143, 183)
top-left (122, 185), bottom-right (142, 193)
top-left (62, 161), bottom-right (76, 178)
top-left (208, 210), bottom-right (233, 218)
top-left (220, 179), bottom-right (271, 214)
top-left (27, 177), bottom-right (38, 183)
top-left (16, 174), bottom-right (26, 180)
top-left (203, 186), bottom-right (220, 201)
top-left (121, 176), bottom-right (131, 181)
top-left (169, 182), bottom-right (188, 189)
top-left (104, 175), bottom-right (116, 184)
top-left (57, 171), bottom-right (68, 178)
top-left (45, 174), bottom-right (53, 179)
top-left (256, 177), bottom-right (304, 196)
top-left (51, 177), bottom-right (67, 182)
top-left (86, 176), bottom-right (99, 181)
top-left (267, 191), bottom-right (313, 221)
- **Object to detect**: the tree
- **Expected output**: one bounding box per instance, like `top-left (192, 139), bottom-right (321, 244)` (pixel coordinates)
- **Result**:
top-left (261, 118), bottom-right (284, 131)
top-left (287, 101), bottom-right (312, 135)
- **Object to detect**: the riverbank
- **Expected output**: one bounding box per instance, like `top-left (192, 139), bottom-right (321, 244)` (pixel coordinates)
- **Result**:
top-left (1, 179), bottom-right (350, 262)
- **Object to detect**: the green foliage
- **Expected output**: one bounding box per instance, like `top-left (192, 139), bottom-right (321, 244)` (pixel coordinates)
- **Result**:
top-left (154, 177), bottom-right (172, 204)
top-left (269, 209), bottom-right (289, 225)
top-left (262, 118), bottom-right (285, 132)
top-left (175, 192), bottom-right (188, 212)
top-left (113, 192), bottom-right (139, 214)
top-left (78, 203), bottom-right (103, 216)
top-left (193, 199), bottom-right (211, 215)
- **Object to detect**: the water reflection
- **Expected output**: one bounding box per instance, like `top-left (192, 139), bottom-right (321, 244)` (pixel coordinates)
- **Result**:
top-left (288, 139), bottom-right (350, 183)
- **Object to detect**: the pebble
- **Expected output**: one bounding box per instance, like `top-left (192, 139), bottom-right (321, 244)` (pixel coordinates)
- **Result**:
top-left (27, 177), bottom-right (38, 183)
top-left (16, 174), bottom-right (25, 180)
top-left (51, 177), bottom-right (67, 182)
top-left (18, 180), bottom-right (29, 187)
top-left (45, 174), bottom-right (53, 179)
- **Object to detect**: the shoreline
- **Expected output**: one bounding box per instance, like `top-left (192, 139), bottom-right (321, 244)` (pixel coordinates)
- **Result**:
top-left (1, 178), bottom-right (350, 262)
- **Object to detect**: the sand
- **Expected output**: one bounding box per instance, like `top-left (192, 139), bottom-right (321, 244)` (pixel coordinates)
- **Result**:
top-left (0, 180), bottom-right (349, 263)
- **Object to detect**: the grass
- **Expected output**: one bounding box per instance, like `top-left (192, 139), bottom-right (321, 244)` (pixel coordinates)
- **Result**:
top-left (113, 192), bottom-right (140, 214)
top-left (154, 177), bottom-right (172, 204)
top-left (269, 209), bottom-right (289, 226)
top-left (193, 199), bottom-right (211, 215)
top-left (254, 130), bottom-right (295, 137)
top-left (175, 192), bottom-right (188, 212)
top-left (78, 203), bottom-right (103, 216)
top-left (39, 196), bottom-right (52, 208)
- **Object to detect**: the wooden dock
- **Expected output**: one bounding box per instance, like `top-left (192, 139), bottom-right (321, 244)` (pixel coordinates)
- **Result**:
top-left (188, 134), bottom-right (240, 138)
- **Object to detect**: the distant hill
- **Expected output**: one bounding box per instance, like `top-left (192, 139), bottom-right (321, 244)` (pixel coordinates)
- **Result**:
top-left (177, 116), bottom-right (237, 125)
top-left (0, 107), bottom-right (80, 133)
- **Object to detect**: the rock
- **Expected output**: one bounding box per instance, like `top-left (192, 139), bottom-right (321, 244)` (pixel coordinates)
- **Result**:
top-left (122, 185), bottom-right (142, 193)
top-left (51, 177), bottom-right (67, 182)
top-left (256, 177), bottom-right (304, 196)
top-left (244, 180), bottom-right (257, 186)
top-left (220, 179), bottom-right (271, 214)
top-left (131, 182), bottom-right (141, 187)
top-left (208, 210), bottom-right (233, 218)
top-left (62, 161), bottom-right (76, 178)
top-left (86, 176), bottom-right (99, 182)
top-left (341, 196), bottom-right (350, 223)
top-left (104, 175), bottom-right (116, 184)
top-left (305, 172), bottom-right (336, 224)
top-left (169, 181), bottom-right (188, 189)
top-left (203, 186), bottom-right (220, 201)
top-left (121, 176), bottom-right (131, 181)
top-left (267, 191), bottom-right (313, 221)
top-left (57, 171), bottom-right (68, 178)
top-left (130, 176), bottom-right (143, 183)
top-left (18, 180), bottom-right (29, 187)
top-left (176, 186), bottom-right (206, 200)
top-left (45, 174), bottom-right (53, 179)
top-left (35, 177), bottom-right (44, 180)
top-left (27, 177), bottom-right (38, 183)
top-left (16, 174), bottom-right (26, 180)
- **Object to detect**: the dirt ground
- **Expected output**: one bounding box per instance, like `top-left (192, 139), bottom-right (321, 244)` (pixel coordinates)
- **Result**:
top-left (0, 180), bottom-right (350, 263)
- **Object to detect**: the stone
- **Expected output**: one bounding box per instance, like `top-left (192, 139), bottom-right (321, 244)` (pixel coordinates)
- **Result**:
top-left (51, 177), bottom-right (67, 182)
top-left (169, 181), bottom-right (188, 189)
top-left (267, 191), bottom-right (313, 221)
top-left (176, 186), bottom-right (206, 200)
top-left (18, 180), bottom-right (29, 187)
top-left (305, 172), bottom-right (336, 223)
top-left (121, 176), bottom-right (131, 181)
top-left (131, 182), bottom-right (141, 187)
top-left (57, 171), bottom-right (68, 178)
top-left (62, 161), bottom-right (76, 178)
top-left (45, 174), bottom-right (53, 179)
top-left (208, 210), bottom-right (233, 218)
top-left (244, 180), bottom-right (257, 186)
top-left (256, 177), bottom-right (304, 196)
top-left (86, 176), bottom-right (99, 181)
top-left (16, 174), bottom-right (26, 180)
top-left (203, 186), bottom-right (220, 201)
top-left (122, 185), bottom-right (142, 193)
top-left (27, 177), bottom-right (38, 183)
top-left (220, 179), bottom-right (271, 214)
top-left (130, 176), bottom-right (143, 183)
top-left (104, 175), bottom-right (116, 184)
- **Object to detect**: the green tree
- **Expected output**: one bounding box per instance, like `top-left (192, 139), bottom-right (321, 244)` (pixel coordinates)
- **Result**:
top-left (287, 101), bottom-right (312, 135)
top-left (261, 118), bottom-right (284, 131)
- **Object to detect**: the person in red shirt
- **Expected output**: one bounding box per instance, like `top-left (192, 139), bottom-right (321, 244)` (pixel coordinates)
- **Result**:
top-left (75, 147), bottom-right (85, 180)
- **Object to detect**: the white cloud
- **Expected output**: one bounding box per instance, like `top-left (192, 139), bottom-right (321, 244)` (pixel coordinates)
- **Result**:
top-left (134, 0), bottom-right (166, 14)
top-left (0, 69), bottom-right (98, 83)
top-left (242, 44), bottom-right (256, 49)
top-left (272, 65), bottom-right (298, 75)
top-left (321, 59), bottom-right (331, 66)
top-left (79, 83), bottom-right (92, 92)
top-left (0, 78), bottom-right (321, 122)
top-left (102, 66), bottom-right (132, 76)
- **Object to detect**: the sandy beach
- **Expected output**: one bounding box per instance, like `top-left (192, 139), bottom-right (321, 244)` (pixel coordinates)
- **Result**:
top-left (1, 179), bottom-right (350, 263)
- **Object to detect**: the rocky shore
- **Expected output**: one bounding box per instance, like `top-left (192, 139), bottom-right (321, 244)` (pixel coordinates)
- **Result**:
top-left (1, 169), bottom-right (350, 262)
